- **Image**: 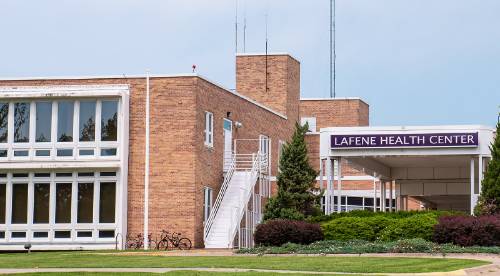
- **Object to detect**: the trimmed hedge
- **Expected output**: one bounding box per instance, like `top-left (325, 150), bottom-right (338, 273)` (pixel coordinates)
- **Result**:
top-left (433, 215), bottom-right (500, 246)
top-left (254, 219), bottom-right (323, 246)
top-left (321, 212), bottom-right (444, 242)
top-left (309, 210), bottom-right (462, 223)
top-left (322, 216), bottom-right (394, 241)
top-left (379, 213), bottom-right (438, 241)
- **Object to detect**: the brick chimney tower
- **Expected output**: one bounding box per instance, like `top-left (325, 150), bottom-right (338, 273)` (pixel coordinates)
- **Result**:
top-left (235, 53), bottom-right (300, 122)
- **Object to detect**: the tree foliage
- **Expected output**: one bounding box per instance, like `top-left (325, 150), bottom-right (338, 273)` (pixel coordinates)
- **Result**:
top-left (475, 115), bottom-right (500, 215)
top-left (263, 122), bottom-right (321, 221)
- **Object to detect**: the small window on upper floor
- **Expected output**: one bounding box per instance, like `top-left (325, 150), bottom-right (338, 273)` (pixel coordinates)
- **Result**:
top-left (301, 117), bottom-right (317, 133)
top-left (204, 112), bottom-right (213, 147)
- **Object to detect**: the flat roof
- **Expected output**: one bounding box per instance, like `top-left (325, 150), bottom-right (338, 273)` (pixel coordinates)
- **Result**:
top-left (321, 125), bottom-right (494, 132)
top-left (236, 52), bottom-right (300, 63)
top-left (301, 97), bottom-right (369, 106)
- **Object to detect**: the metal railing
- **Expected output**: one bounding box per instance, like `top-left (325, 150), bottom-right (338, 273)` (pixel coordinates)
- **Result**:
top-left (203, 155), bottom-right (236, 240)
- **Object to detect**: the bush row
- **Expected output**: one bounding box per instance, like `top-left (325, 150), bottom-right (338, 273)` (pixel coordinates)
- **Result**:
top-left (321, 213), bottom-right (439, 242)
top-left (433, 215), bottom-right (500, 246)
top-left (254, 219), bottom-right (323, 246)
top-left (238, 238), bottom-right (500, 255)
top-left (308, 209), bottom-right (462, 223)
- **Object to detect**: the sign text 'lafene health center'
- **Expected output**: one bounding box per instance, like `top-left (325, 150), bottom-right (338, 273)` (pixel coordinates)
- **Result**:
top-left (331, 132), bottom-right (479, 148)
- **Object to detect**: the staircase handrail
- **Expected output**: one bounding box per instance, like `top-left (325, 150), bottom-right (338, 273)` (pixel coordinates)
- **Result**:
top-left (227, 151), bottom-right (261, 247)
top-left (204, 154), bottom-right (236, 240)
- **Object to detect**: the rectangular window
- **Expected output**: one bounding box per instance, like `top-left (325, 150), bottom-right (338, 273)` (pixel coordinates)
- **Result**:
top-left (57, 149), bottom-right (73, 157)
top-left (204, 112), bottom-right (213, 147)
top-left (14, 102), bottom-right (30, 143)
top-left (11, 232), bottom-right (26, 238)
top-left (55, 183), bottom-right (72, 223)
top-left (101, 101), bottom-right (118, 141)
top-left (36, 150), bottom-right (51, 157)
top-left (33, 231), bottom-right (49, 238)
top-left (203, 187), bottom-right (213, 222)
top-left (79, 101), bottom-right (96, 142)
top-left (300, 117), bottom-right (317, 132)
top-left (77, 183), bottom-right (94, 223)
top-left (33, 183), bottom-right (50, 224)
top-left (99, 182), bottom-right (116, 223)
top-left (0, 150), bottom-right (6, 158)
top-left (101, 148), bottom-right (117, 156)
top-left (13, 150), bottom-right (29, 157)
top-left (54, 230), bottom-right (71, 238)
top-left (77, 231), bottom-right (92, 238)
top-left (99, 230), bottom-right (115, 238)
top-left (11, 184), bottom-right (28, 224)
top-left (0, 184), bottom-right (5, 224)
top-left (0, 103), bottom-right (8, 143)
top-left (57, 101), bottom-right (74, 142)
top-left (79, 149), bottom-right (94, 156)
top-left (36, 102), bottom-right (52, 142)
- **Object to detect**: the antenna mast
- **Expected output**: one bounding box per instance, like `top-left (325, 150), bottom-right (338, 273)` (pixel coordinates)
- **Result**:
top-left (235, 0), bottom-right (238, 53)
top-left (330, 0), bottom-right (336, 98)
top-left (265, 5), bottom-right (269, 92)
top-left (243, 0), bottom-right (247, 52)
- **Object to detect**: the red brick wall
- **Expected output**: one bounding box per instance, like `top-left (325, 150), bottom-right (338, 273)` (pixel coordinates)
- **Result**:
top-left (300, 99), bottom-right (369, 129)
top-left (236, 54), bottom-right (300, 122)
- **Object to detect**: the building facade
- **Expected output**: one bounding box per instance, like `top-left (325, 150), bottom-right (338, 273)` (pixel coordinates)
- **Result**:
top-left (0, 52), bottom-right (440, 250)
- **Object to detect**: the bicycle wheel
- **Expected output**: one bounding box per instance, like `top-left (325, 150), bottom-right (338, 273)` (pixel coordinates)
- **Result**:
top-left (157, 240), bottom-right (169, 251)
top-left (177, 238), bottom-right (192, 250)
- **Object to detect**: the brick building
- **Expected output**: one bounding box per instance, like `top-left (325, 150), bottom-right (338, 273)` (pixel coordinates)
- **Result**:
top-left (0, 53), bottom-right (402, 250)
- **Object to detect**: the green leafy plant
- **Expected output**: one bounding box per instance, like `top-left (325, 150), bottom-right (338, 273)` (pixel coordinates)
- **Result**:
top-left (379, 213), bottom-right (438, 241)
top-left (263, 122), bottom-right (321, 220)
top-left (475, 114), bottom-right (500, 215)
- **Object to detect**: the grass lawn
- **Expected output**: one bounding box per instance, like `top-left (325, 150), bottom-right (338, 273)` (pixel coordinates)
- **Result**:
top-left (0, 252), bottom-right (488, 274)
top-left (1, 272), bottom-right (362, 276)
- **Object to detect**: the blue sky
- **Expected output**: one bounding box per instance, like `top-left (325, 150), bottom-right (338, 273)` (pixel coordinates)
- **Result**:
top-left (1, 0), bottom-right (499, 126)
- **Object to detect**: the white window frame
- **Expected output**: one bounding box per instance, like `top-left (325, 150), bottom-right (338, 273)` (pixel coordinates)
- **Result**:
top-left (204, 112), bottom-right (214, 148)
top-left (0, 98), bottom-right (121, 162)
top-left (0, 171), bottom-right (119, 244)
top-left (203, 186), bottom-right (213, 223)
top-left (301, 117), bottom-right (317, 132)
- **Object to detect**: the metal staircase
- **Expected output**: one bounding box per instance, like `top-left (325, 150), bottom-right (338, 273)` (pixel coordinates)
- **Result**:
top-left (204, 152), bottom-right (270, 249)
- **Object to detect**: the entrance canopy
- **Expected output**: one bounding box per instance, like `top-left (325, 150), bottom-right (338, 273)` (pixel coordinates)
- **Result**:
top-left (320, 125), bottom-right (495, 214)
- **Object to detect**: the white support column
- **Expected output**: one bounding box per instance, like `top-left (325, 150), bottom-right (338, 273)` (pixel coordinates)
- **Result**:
top-left (470, 157), bottom-right (475, 215)
top-left (373, 173), bottom-right (377, 212)
top-left (389, 180), bottom-right (394, 212)
top-left (337, 157), bottom-right (342, 213)
top-left (478, 155), bottom-right (483, 195)
top-left (380, 181), bottom-right (386, 212)
top-left (325, 157), bottom-right (332, 214)
top-left (319, 158), bottom-right (324, 191)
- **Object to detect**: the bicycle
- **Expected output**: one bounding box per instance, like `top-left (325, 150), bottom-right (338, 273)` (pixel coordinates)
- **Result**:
top-left (126, 233), bottom-right (156, 250)
top-left (155, 230), bottom-right (192, 250)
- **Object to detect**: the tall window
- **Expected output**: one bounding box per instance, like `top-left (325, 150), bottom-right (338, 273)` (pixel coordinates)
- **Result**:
top-left (0, 184), bottom-right (5, 224)
top-left (57, 101), bottom-right (74, 142)
top-left (101, 101), bottom-right (118, 141)
top-left (77, 183), bottom-right (94, 223)
top-left (36, 102), bottom-right (52, 142)
top-left (99, 182), bottom-right (116, 223)
top-left (33, 183), bottom-right (50, 223)
top-left (204, 112), bottom-right (213, 147)
top-left (0, 103), bottom-right (8, 143)
top-left (11, 184), bottom-right (28, 224)
top-left (55, 183), bottom-right (72, 223)
top-left (14, 103), bottom-right (30, 143)
top-left (203, 187), bottom-right (213, 222)
top-left (79, 101), bottom-right (96, 142)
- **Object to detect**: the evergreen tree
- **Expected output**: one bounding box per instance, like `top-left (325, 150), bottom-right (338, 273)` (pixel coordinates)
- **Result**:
top-left (475, 114), bottom-right (500, 215)
top-left (263, 122), bottom-right (321, 221)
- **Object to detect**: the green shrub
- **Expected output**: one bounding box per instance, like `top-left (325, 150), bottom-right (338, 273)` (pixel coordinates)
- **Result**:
top-left (379, 213), bottom-right (438, 241)
top-left (308, 210), bottom-right (462, 223)
top-left (322, 216), bottom-right (395, 241)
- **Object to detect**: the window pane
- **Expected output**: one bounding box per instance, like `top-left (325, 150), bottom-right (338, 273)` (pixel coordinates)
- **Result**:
top-left (14, 103), bottom-right (30, 143)
top-left (0, 103), bottom-right (8, 143)
top-left (101, 101), bottom-right (118, 141)
top-left (79, 101), bottom-right (96, 142)
top-left (0, 184), bottom-right (5, 224)
top-left (11, 184), bottom-right (28, 224)
top-left (56, 183), bottom-right (72, 223)
top-left (77, 183), bottom-right (94, 223)
top-left (99, 182), bottom-right (115, 223)
top-left (33, 184), bottom-right (50, 223)
top-left (57, 101), bottom-right (74, 142)
top-left (36, 102), bottom-right (52, 142)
